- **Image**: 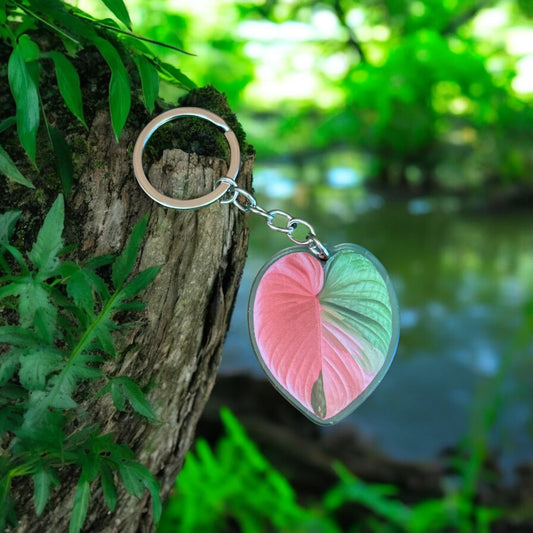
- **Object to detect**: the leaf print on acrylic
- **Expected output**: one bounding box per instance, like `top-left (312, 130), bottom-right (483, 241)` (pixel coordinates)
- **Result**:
top-left (249, 244), bottom-right (399, 425)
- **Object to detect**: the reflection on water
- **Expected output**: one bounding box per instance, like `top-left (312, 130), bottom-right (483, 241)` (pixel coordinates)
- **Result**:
top-left (221, 167), bottom-right (533, 470)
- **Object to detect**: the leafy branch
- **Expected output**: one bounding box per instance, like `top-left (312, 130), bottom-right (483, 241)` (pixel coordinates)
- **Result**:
top-left (0, 0), bottom-right (196, 192)
top-left (0, 196), bottom-right (162, 531)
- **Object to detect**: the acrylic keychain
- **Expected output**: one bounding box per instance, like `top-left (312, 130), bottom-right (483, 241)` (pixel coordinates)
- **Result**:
top-left (133, 107), bottom-right (400, 426)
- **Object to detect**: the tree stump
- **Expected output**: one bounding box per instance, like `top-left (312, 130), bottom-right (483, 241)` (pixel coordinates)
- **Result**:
top-left (1, 39), bottom-right (254, 529)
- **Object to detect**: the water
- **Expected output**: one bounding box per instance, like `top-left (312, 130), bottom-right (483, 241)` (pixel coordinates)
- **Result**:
top-left (220, 168), bottom-right (533, 472)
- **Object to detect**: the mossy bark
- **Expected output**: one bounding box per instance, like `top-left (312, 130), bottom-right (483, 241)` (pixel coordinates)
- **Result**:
top-left (1, 40), bottom-right (254, 531)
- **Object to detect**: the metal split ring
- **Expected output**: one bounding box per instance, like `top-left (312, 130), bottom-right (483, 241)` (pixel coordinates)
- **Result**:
top-left (132, 107), bottom-right (241, 210)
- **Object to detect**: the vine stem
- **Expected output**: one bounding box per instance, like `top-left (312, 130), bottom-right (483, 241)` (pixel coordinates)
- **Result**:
top-left (11, 1), bottom-right (81, 44)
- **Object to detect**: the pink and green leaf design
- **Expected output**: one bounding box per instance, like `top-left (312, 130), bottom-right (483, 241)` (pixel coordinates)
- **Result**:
top-left (250, 245), bottom-right (399, 424)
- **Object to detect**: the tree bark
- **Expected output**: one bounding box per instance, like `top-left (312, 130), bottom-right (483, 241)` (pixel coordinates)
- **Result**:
top-left (2, 47), bottom-right (253, 529)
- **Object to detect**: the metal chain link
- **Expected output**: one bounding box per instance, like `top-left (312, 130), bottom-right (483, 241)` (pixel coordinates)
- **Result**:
top-left (216, 177), bottom-right (330, 260)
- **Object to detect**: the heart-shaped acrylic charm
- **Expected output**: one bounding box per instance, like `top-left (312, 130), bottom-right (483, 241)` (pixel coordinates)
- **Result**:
top-left (248, 243), bottom-right (400, 425)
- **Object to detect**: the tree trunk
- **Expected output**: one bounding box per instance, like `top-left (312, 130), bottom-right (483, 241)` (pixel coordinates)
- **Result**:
top-left (2, 45), bottom-right (254, 530)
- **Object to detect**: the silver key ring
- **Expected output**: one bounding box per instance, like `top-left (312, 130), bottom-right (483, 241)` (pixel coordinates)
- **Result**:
top-left (132, 107), bottom-right (241, 209)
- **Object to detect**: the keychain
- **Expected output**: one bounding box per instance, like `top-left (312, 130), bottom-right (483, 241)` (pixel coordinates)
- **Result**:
top-left (133, 107), bottom-right (400, 425)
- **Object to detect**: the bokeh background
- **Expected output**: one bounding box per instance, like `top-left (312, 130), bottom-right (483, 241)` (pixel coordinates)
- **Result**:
top-left (80, 1), bottom-right (533, 530)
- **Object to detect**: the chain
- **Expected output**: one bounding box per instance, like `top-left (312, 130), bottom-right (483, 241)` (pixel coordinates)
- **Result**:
top-left (216, 177), bottom-right (330, 261)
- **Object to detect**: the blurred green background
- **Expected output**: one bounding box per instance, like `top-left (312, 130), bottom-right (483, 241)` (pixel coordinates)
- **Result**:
top-left (80, 0), bottom-right (532, 530)
top-left (81, 0), bottom-right (533, 191)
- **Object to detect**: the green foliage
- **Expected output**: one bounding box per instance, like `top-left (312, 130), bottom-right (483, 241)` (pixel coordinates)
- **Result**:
top-left (0, 0), bottom-right (196, 191)
top-left (94, 36), bottom-right (132, 141)
top-left (7, 37), bottom-right (40, 166)
top-left (47, 50), bottom-right (86, 127)
top-left (325, 463), bottom-right (500, 533)
top-left (159, 407), bottom-right (339, 533)
top-left (0, 197), bottom-right (162, 531)
top-left (101, 0), bottom-right (132, 30)
top-left (160, 408), bottom-right (502, 533)
top-left (0, 144), bottom-right (34, 188)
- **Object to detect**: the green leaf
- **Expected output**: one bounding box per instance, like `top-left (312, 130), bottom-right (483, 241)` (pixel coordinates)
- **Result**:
top-left (61, 260), bottom-right (110, 315)
top-left (71, 354), bottom-right (103, 381)
top-left (18, 34), bottom-right (40, 62)
top-left (0, 351), bottom-right (21, 385)
top-left (94, 322), bottom-right (116, 357)
top-left (121, 265), bottom-right (161, 299)
top-left (36, 371), bottom-right (78, 410)
top-left (7, 45), bottom-right (40, 164)
top-left (158, 61), bottom-right (196, 89)
top-left (0, 474), bottom-right (15, 531)
top-left (99, 0), bottom-right (132, 29)
top-left (33, 467), bottom-right (59, 515)
top-left (86, 254), bottom-right (115, 271)
top-left (33, 306), bottom-right (59, 345)
top-left (0, 2), bottom-right (6, 25)
top-left (112, 215), bottom-right (148, 289)
top-left (17, 281), bottom-right (57, 330)
top-left (111, 377), bottom-right (156, 420)
top-left (142, 468), bottom-right (162, 523)
top-left (47, 51), bottom-right (86, 128)
top-left (69, 479), bottom-right (90, 533)
top-left (100, 463), bottom-right (117, 511)
top-left (77, 449), bottom-right (101, 484)
top-left (0, 405), bottom-right (23, 435)
top-left (118, 461), bottom-right (144, 497)
top-left (49, 127), bottom-right (74, 197)
top-left (110, 380), bottom-right (126, 411)
top-left (61, 262), bottom-right (94, 315)
top-left (118, 461), bottom-right (161, 521)
top-left (0, 210), bottom-right (24, 273)
top-left (19, 349), bottom-right (63, 391)
top-left (0, 145), bottom-right (34, 188)
top-left (0, 326), bottom-right (40, 347)
top-left (324, 463), bottom-right (411, 527)
top-left (0, 382), bottom-right (26, 402)
top-left (0, 210), bottom-right (21, 244)
top-left (18, 405), bottom-right (68, 446)
top-left (114, 300), bottom-right (146, 312)
top-left (0, 244), bottom-right (28, 273)
top-left (0, 116), bottom-right (16, 134)
top-left (133, 55), bottom-right (159, 113)
top-left (94, 38), bottom-right (131, 141)
top-left (28, 195), bottom-right (64, 279)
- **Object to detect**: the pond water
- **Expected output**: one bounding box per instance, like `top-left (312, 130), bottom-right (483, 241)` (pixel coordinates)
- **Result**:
top-left (220, 166), bottom-right (533, 474)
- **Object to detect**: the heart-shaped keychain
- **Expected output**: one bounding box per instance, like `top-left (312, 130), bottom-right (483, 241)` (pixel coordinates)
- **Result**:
top-left (133, 107), bottom-right (400, 425)
top-left (249, 244), bottom-right (399, 425)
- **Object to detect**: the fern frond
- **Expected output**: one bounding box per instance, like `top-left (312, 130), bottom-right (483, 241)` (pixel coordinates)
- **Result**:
top-left (0, 196), bottom-right (160, 528)
top-left (28, 196), bottom-right (64, 279)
